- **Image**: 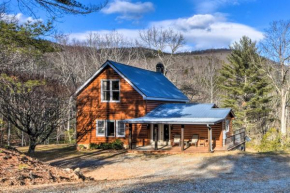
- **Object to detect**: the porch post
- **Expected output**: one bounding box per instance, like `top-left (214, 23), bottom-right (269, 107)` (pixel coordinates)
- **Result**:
top-left (181, 125), bottom-right (184, 151)
top-left (129, 124), bottom-right (132, 150)
top-left (154, 124), bottom-right (158, 150)
top-left (207, 124), bottom-right (213, 152)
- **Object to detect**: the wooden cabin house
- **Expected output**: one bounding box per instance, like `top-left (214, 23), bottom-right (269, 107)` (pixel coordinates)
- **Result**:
top-left (75, 60), bottom-right (242, 152)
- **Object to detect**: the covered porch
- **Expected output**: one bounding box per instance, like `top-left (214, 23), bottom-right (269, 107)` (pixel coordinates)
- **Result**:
top-left (126, 123), bottom-right (224, 153)
top-left (122, 103), bottom-right (234, 153)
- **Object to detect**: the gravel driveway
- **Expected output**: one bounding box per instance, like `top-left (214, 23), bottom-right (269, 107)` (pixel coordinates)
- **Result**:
top-left (6, 150), bottom-right (290, 193)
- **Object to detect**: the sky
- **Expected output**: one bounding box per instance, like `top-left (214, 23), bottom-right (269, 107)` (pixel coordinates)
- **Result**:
top-left (4, 0), bottom-right (290, 51)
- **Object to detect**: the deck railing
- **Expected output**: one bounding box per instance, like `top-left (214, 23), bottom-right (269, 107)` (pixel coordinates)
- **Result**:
top-left (225, 128), bottom-right (246, 150)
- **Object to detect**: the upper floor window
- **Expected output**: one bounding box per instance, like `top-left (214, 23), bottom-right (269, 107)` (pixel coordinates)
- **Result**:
top-left (101, 79), bottom-right (120, 102)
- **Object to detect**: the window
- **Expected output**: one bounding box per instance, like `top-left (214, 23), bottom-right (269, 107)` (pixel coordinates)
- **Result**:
top-left (101, 80), bottom-right (120, 102)
top-left (116, 121), bottom-right (125, 137)
top-left (96, 120), bottom-right (105, 136)
top-left (106, 120), bottom-right (115, 137)
top-left (96, 120), bottom-right (126, 137)
top-left (225, 120), bottom-right (230, 132)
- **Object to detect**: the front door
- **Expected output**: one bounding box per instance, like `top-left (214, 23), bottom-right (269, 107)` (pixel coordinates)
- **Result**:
top-left (164, 124), bottom-right (170, 144)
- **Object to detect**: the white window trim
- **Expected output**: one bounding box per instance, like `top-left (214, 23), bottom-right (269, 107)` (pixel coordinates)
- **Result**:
top-left (101, 79), bottom-right (120, 102)
top-left (96, 120), bottom-right (105, 136)
top-left (96, 120), bottom-right (116, 137)
top-left (225, 119), bottom-right (230, 133)
top-left (116, 120), bottom-right (126, 137)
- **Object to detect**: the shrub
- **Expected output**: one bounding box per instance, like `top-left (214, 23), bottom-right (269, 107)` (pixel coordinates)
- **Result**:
top-left (90, 139), bottom-right (124, 150)
top-left (90, 143), bottom-right (100, 150)
top-left (99, 143), bottom-right (112, 150)
top-left (258, 128), bottom-right (282, 152)
top-left (111, 139), bottom-right (123, 150)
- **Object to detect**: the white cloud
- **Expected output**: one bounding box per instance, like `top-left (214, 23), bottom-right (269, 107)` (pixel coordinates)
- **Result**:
top-left (193, 0), bottom-right (246, 13)
top-left (69, 14), bottom-right (263, 50)
top-left (101, 0), bottom-right (154, 20)
top-left (150, 14), bottom-right (263, 49)
top-left (0, 13), bottom-right (42, 23)
top-left (150, 14), bottom-right (226, 31)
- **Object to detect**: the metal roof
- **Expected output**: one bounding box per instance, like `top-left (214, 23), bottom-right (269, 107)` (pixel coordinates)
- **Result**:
top-left (75, 60), bottom-right (189, 102)
top-left (122, 103), bottom-right (233, 125)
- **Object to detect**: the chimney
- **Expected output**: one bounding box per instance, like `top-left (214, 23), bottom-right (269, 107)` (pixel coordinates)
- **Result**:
top-left (156, 62), bottom-right (164, 74)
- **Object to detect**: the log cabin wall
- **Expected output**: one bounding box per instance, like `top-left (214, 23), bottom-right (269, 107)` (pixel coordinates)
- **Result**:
top-left (171, 123), bottom-right (223, 148)
top-left (76, 65), bottom-right (149, 147)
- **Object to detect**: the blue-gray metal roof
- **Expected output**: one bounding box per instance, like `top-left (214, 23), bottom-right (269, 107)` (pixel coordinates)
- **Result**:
top-left (108, 60), bottom-right (189, 102)
top-left (75, 60), bottom-right (189, 102)
top-left (122, 103), bottom-right (233, 124)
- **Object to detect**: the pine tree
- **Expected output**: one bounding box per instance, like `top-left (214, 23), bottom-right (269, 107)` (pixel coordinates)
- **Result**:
top-left (219, 36), bottom-right (272, 135)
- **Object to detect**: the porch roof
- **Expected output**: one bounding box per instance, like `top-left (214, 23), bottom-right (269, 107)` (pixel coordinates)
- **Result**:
top-left (122, 103), bottom-right (233, 125)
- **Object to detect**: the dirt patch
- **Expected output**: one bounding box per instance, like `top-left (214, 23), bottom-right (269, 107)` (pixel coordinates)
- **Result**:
top-left (0, 147), bottom-right (92, 187)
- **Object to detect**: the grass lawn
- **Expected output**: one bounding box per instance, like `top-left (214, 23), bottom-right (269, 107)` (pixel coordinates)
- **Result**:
top-left (17, 144), bottom-right (84, 162)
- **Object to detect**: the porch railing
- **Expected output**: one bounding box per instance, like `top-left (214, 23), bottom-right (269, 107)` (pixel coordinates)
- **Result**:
top-left (225, 128), bottom-right (246, 150)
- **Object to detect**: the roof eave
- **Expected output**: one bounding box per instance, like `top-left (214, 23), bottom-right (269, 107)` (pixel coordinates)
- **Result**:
top-left (121, 119), bottom-right (223, 125)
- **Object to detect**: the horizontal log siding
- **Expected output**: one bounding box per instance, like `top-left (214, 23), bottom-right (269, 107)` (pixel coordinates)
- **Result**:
top-left (171, 123), bottom-right (223, 148)
top-left (76, 65), bottom-right (149, 146)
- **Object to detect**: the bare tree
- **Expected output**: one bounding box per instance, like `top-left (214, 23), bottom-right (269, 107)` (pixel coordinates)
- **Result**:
top-left (0, 74), bottom-right (67, 153)
top-left (14, 0), bottom-right (107, 16)
top-left (139, 27), bottom-right (185, 76)
top-left (260, 20), bottom-right (290, 137)
top-left (202, 55), bottom-right (221, 103)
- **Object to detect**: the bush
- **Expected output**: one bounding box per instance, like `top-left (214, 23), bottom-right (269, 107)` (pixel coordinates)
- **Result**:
top-left (258, 128), bottom-right (282, 152)
top-left (90, 143), bottom-right (100, 149)
top-left (111, 139), bottom-right (123, 150)
top-left (99, 143), bottom-right (112, 150)
top-left (90, 139), bottom-right (123, 150)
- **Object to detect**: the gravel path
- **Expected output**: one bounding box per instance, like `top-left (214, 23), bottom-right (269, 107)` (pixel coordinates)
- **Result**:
top-left (5, 151), bottom-right (290, 193)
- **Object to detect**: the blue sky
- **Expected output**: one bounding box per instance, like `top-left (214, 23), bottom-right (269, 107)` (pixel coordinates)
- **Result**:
top-left (5, 0), bottom-right (290, 50)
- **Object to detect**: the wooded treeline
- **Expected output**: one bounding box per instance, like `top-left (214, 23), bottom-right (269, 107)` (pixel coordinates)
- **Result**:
top-left (1, 1), bottom-right (290, 152)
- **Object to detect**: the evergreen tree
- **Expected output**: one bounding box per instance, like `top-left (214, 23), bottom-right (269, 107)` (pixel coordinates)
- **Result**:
top-left (219, 36), bottom-right (272, 135)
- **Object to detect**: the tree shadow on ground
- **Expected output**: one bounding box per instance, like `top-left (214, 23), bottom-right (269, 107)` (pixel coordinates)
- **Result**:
top-left (21, 144), bottom-right (173, 171)
top-left (49, 150), bottom-right (128, 169)
top-left (49, 151), bottom-right (172, 170)
top-left (101, 152), bottom-right (290, 192)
